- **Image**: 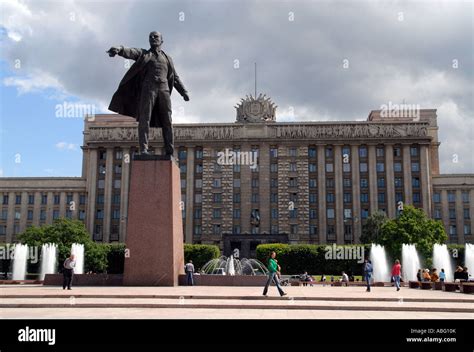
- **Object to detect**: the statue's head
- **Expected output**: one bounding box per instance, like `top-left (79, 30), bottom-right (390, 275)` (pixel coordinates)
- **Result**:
top-left (149, 31), bottom-right (163, 48)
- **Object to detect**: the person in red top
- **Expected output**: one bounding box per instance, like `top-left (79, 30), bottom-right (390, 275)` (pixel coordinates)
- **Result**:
top-left (391, 259), bottom-right (402, 291)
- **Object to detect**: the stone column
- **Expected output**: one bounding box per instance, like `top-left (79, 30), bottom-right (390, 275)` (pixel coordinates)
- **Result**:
top-left (6, 191), bottom-right (15, 242)
top-left (59, 191), bottom-right (66, 218)
top-left (103, 148), bottom-right (114, 243)
top-left (119, 147), bottom-right (131, 243)
top-left (351, 145), bottom-right (361, 243)
top-left (46, 191), bottom-right (54, 224)
top-left (32, 191), bottom-right (41, 226)
top-left (385, 144), bottom-right (395, 218)
top-left (440, 190), bottom-right (449, 235)
top-left (185, 146), bottom-right (195, 243)
top-left (368, 145), bottom-right (378, 214)
top-left (86, 148), bottom-right (98, 237)
top-left (334, 145), bottom-right (344, 244)
top-left (403, 145), bottom-right (413, 205)
top-left (19, 191), bottom-right (28, 233)
top-left (259, 144), bottom-right (271, 234)
top-left (72, 193), bottom-right (80, 220)
top-left (317, 146), bottom-right (327, 244)
top-left (456, 190), bottom-right (464, 244)
top-left (420, 144), bottom-right (432, 215)
top-left (240, 143), bottom-right (252, 234)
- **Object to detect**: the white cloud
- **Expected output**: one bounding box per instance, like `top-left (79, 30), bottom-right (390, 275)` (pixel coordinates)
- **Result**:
top-left (55, 142), bottom-right (78, 151)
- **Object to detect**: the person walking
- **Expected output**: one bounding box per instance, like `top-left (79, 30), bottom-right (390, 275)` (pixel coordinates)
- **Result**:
top-left (185, 260), bottom-right (195, 286)
top-left (391, 259), bottom-right (402, 291)
top-left (262, 251), bottom-right (287, 297)
top-left (62, 254), bottom-right (76, 290)
top-left (363, 258), bottom-right (374, 292)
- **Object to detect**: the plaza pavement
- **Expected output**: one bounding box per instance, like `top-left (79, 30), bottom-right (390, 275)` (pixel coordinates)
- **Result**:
top-left (1, 284), bottom-right (473, 319)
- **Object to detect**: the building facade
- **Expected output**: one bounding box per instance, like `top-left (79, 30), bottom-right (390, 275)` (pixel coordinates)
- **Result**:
top-left (1, 96), bottom-right (473, 255)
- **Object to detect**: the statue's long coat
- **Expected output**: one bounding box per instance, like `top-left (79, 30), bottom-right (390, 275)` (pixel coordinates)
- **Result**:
top-left (108, 47), bottom-right (187, 128)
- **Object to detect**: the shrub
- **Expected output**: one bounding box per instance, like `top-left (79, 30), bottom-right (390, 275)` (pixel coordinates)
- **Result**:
top-left (184, 244), bottom-right (220, 271)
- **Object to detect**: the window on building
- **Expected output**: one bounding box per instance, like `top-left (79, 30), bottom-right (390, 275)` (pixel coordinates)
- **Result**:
top-left (53, 210), bottom-right (59, 220)
top-left (270, 163), bottom-right (278, 173)
top-left (448, 192), bottom-right (456, 203)
top-left (326, 193), bottom-right (334, 203)
top-left (361, 209), bottom-right (369, 219)
top-left (309, 209), bottom-right (317, 219)
top-left (449, 208), bottom-right (456, 219)
top-left (195, 164), bottom-right (203, 173)
top-left (449, 225), bottom-right (457, 236)
top-left (376, 163), bottom-right (385, 173)
top-left (464, 208), bottom-right (470, 219)
top-left (27, 210), bottom-right (33, 220)
top-left (2, 194), bottom-right (8, 205)
top-left (310, 225), bottom-right (318, 236)
top-left (1, 210), bottom-right (7, 220)
top-left (289, 162), bottom-right (297, 172)
top-left (377, 178), bottom-right (385, 188)
top-left (289, 147), bottom-right (297, 157)
top-left (271, 208), bottom-right (278, 219)
top-left (233, 225), bottom-right (240, 234)
top-left (213, 193), bottom-right (222, 203)
top-left (213, 224), bottom-right (221, 235)
top-left (359, 146), bottom-right (368, 158)
top-left (80, 195), bottom-right (86, 204)
top-left (194, 208), bottom-right (202, 219)
top-left (343, 163), bottom-right (351, 173)
top-left (28, 194), bottom-right (34, 205)
top-left (411, 162), bottom-right (420, 172)
top-left (96, 209), bottom-right (104, 219)
top-left (289, 209), bottom-right (298, 218)
top-left (395, 178), bottom-right (403, 188)
top-left (412, 177), bottom-right (420, 188)
top-left (233, 164), bottom-right (241, 173)
top-left (212, 178), bottom-right (221, 188)
top-left (195, 179), bottom-right (202, 188)
top-left (252, 178), bottom-right (259, 188)
top-left (394, 147), bottom-right (402, 157)
top-left (326, 163), bottom-right (334, 172)
top-left (410, 146), bottom-right (418, 157)
top-left (327, 208), bottom-right (335, 219)
top-left (326, 178), bottom-right (334, 188)
top-left (98, 180), bottom-right (105, 189)
top-left (271, 193), bottom-right (278, 203)
top-left (360, 163), bottom-right (368, 172)
top-left (271, 178), bottom-right (278, 188)
top-left (309, 163), bottom-right (317, 172)
top-left (308, 147), bottom-right (317, 158)
top-left (360, 193), bottom-right (369, 203)
top-left (97, 195), bottom-right (104, 204)
top-left (434, 208), bottom-right (442, 219)
top-left (309, 179), bottom-right (317, 188)
top-left (360, 178), bottom-right (368, 188)
top-left (79, 210), bottom-right (86, 220)
top-left (462, 192), bottom-right (469, 203)
top-left (233, 193), bottom-right (241, 203)
top-left (114, 179), bottom-right (121, 189)
top-left (309, 193), bottom-right (317, 203)
top-left (270, 147), bottom-right (278, 158)
top-left (413, 192), bottom-right (421, 203)
top-left (343, 193), bottom-right (352, 203)
top-left (15, 194), bottom-right (21, 205)
top-left (464, 225), bottom-right (471, 236)
top-left (252, 193), bottom-right (259, 203)
top-left (344, 209), bottom-right (352, 219)
top-left (394, 162), bottom-right (402, 172)
top-left (195, 149), bottom-right (203, 159)
top-left (378, 193), bottom-right (386, 203)
top-left (289, 178), bottom-right (298, 187)
top-left (40, 210), bottom-right (46, 220)
top-left (233, 179), bottom-right (241, 188)
top-left (343, 178), bottom-right (351, 187)
top-left (325, 147), bottom-right (333, 158)
top-left (376, 147), bottom-right (384, 157)
top-left (54, 194), bottom-right (60, 205)
top-left (396, 192), bottom-right (403, 202)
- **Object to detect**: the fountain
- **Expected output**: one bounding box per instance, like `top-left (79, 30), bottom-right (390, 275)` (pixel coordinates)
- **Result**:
top-left (201, 256), bottom-right (268, 276)
top-left (40, 243), bottom-right (57, 280)
top-left (71, 243), bottom-right (84, 274)
top-left (433, 243), bottom-right (454, 282)
top-left (370, 244), bottom-right (390, 282)
top-left (402, 244), bottom-right (421, 282)
top-left (12, 244), bottom-right (28, 280)
top-left (465, 243), bottom-right (474, 280)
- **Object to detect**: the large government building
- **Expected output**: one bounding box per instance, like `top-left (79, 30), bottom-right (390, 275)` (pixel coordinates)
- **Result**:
top-left (1, 95), bottom-right (473, 257)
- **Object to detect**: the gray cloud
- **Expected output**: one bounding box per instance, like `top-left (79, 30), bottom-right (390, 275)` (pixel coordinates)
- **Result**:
top-left (1, 0), bottom-right (472, 172)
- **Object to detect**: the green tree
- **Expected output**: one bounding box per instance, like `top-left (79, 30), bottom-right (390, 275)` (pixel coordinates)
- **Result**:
top-left (360, 210), bottom-right (388, 244)
top-left (377, 205), bottom-right (447, 262)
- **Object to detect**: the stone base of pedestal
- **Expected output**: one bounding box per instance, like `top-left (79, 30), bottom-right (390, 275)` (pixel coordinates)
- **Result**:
top-left (123, 155), bottom-right (184, 286)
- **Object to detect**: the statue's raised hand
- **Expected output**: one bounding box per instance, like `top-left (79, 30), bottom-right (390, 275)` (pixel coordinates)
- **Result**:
top-left (106, 46), bottom-right (121, 57)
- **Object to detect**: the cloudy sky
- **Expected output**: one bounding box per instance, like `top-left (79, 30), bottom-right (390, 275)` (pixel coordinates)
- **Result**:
top-left (0, 0), bottom-right (473, 177)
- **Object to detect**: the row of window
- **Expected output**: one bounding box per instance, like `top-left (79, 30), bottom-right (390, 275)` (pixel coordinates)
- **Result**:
top-left (433, 191), bottom-right (470, 203)
top-left (1, 194), bottom-right (86, 205)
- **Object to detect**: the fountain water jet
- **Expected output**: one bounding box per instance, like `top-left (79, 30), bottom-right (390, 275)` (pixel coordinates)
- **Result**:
top-left (370, 244), bottom-right (390, 282)
top-left (40, 243), bottom-right (57, 280)
top-left (71, 243), bottom-right (84, 274)
top-left (201, 256), bottom-right (268, 275)
top-left (402, 244), bottom-right (421, 282)
top-left (433, 244), bottom-right (454, 282)
top-left (12, 244), bottom-right (28, 280)
top-left (465, 243), bottom-right (474, 280)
